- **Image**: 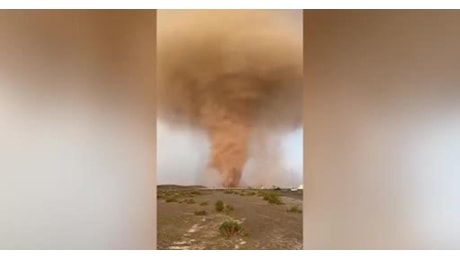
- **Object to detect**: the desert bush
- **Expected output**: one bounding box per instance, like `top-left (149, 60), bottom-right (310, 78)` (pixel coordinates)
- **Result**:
top-left (219, 220), bottom-right (245, 238)
top-left (200, 201), bottom-right (208, 206)
top-left (287, 205), bottom-right (302, 213)
top-left (190, 191), bottom-right (202, 195)
top-left (224, 190), bottom-right (233, 194)
top-left (215, 200), bottom-right (224, 212)
top-left (262, 192), bottom-right (283, 205)
top-left (194, 210), bottom-right (207, 216)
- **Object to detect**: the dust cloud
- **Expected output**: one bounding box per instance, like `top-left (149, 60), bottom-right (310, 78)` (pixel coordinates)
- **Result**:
top-left (157, 10), bottom-right (303, 188)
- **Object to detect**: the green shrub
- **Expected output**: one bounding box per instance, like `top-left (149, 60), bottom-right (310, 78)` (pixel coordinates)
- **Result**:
top-left (262, 192), bottom-right (283, 205)
top-left (219, 220), bottom-right (245, 238)
top-left (190, 191), bottom-right (202, 195)
top-left (215, 200), bottom-right (224, 212)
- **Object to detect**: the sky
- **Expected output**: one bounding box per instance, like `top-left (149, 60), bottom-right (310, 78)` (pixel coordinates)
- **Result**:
top-left (157, 121), bottom-right (303, 187)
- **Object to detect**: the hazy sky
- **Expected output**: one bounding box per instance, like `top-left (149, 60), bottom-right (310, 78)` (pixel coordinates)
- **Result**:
top-left (157, 121), bottom-right (303, 186)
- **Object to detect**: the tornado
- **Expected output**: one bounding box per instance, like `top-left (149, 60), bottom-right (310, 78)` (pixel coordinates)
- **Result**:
top-left (157, 10), bottom-right (302, 187)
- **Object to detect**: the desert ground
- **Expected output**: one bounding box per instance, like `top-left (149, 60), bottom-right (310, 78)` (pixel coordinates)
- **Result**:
top-left (157, 185), bottom-right (303, 250)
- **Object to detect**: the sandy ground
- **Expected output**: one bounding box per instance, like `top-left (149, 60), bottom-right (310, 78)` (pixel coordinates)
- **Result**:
top-left (157, 187), bottom-right (303, 250)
